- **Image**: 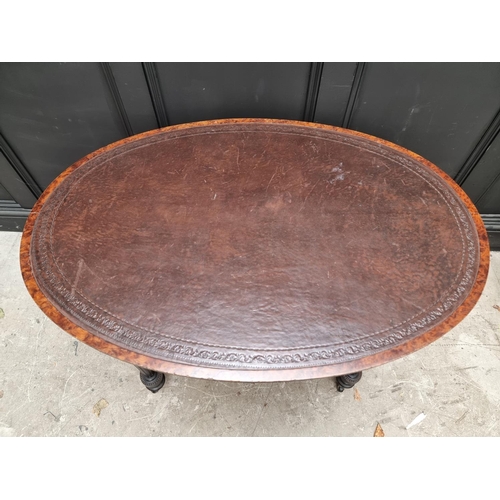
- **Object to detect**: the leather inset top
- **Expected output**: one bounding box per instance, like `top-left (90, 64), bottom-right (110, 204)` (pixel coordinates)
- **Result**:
top-left (27, 120), bottom-right (484, 373)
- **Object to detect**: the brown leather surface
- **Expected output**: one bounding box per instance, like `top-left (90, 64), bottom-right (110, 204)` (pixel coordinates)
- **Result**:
top-left (28, 120), bottom-right (482, 372)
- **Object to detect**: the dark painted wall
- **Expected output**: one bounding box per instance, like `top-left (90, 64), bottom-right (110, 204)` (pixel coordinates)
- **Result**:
top-left (1, 62), bottom-right (499, 247)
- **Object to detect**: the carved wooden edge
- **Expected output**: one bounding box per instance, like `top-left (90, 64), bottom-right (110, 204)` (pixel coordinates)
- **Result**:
top-left (19, 119), bottom-right (491, 382)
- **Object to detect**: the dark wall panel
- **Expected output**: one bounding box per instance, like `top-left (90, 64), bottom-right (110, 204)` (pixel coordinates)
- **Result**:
top-left (349, 63), bottom-right (500, 178)
top-left (0, 151), bottom-right (37, 208)
top-left (154, 63), bottom-right (311, 124)
top-left (462, 130), bottom-right (500, 213)
top-left (0, 184), bottom-right (12, 201)
top-left (0, 213), bottom-right (30, 231)
top-left (314, 62), bottom-right (357, 126)
top-left (108, 63), bottom-right (158, 134)
top-left (477, 178), bottom-right (500, 214)
top-left (0, 63), bottom-right (128, 189)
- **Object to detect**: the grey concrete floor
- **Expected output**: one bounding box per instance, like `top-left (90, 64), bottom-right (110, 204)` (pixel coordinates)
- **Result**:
top-left (1, 231), bottom-right (500, 437)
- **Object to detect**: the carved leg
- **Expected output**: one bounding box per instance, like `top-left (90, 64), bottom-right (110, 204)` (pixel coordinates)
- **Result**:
top-left (138, 367), bottom-right (166, 393)
top-left (336, 372), bottom-right (362, 392)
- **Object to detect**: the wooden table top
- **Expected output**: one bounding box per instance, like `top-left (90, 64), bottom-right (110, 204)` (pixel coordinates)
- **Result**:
top-left (20, 119), bottom-right (490, 381)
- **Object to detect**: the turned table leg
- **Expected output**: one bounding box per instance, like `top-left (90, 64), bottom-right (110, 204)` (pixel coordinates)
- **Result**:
top-left (336, 372), bottom-right (362, 392)
top-left (137, 367), bottom-right (166, 393)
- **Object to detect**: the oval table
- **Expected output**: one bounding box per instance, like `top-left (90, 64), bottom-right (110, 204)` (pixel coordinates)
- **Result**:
top-left (20, 119), bottom-right (490, 393)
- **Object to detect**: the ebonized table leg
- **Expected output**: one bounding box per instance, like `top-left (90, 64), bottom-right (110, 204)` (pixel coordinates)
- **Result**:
top-left (336, 372), bottom-right (362, 392)
top-left (137, 367), bottom-right (166, 393)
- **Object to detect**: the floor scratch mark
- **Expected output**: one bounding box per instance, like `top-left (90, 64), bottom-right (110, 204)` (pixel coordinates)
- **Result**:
top-left (251, 384), bottom-right (273, 436)
top-left (60, 369), bottom-right (79, 406)
top-left (26, 317), bottom-right (46, 403)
